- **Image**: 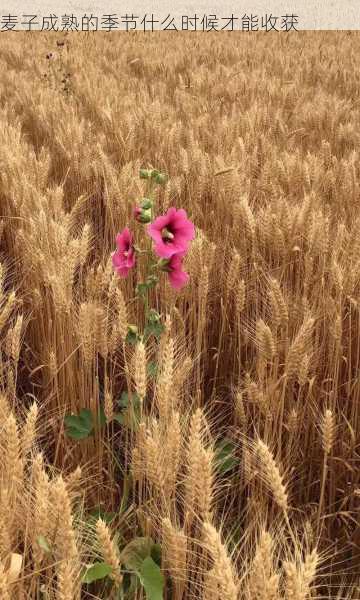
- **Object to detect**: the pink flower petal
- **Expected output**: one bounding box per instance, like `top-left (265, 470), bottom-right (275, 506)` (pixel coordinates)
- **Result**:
top-left (169, 268), bottom-right (189, 289)
top-left (113, 228), bottom-right (136, 277)
top-left (116, 227), bottom-right (132, 251)
top-left (147, 222), bottom-right (163, 244)
top-left (167, 252), bottom-right (189, 289)
top-left (156, 240), bottom-right (189, 259)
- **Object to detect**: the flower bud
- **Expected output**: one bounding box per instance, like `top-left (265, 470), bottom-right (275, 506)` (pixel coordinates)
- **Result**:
top-left (154, 172), bottom-right (167, 185)
top-left (134, 205), bottom-right (152, 224)
top-left (140, 198), bottom-right (153, 210)
top-left (139, 168), bottom-right (152, 179)
top-left (134, 198), bottom-right (153, 223)
top-left (141, 209), bottom-right (152, 223)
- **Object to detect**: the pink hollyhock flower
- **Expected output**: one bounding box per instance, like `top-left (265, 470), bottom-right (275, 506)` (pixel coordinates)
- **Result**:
top-left (147, 207), bottom-right (195, 259)
top-left (167, 253), bottom-right (189, 290)
top-left (112, 228), bottom-right (136, 277)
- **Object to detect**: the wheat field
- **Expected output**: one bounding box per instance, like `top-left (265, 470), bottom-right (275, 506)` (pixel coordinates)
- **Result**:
top-left (0, 30), bottom-right (360, 599)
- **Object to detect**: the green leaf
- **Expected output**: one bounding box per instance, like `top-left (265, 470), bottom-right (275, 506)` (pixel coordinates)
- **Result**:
top-left (139, 557), bottom-right (164, 600)
top-left (37, 535), bottom-right (51, 554)
top-left (97, 405), bottom-right (107, 428)
top-left (147, 361), bottom-right (158, 379)
top-left (115, 392), bottom-right (141, 430)
top-left (147, 309), bottom-right (161, 323)
top-left (215, 438), bottom-right (239, 475)
top-left (150, 543), bottom-right (162, 566)
top-left (88, 507), bottom-right (116, 525)
top-left (82, 562), bottom-right (113, 584)
top-left (118, 391), bottom-right (130, 408)
top-left (117, 391), bottom-right (141, 409)
top-left (113, 412), bottom-right (125, 425)
top-left (126, 327), bottom-right (140, 345)
top-left (118, 409), bottom-right (140, 431)
top-left (113, 412), bottom-right (125, 426)
top-left (121, 537), bottom-right (154, 573)
top-left (64, 408), bottom-right (94, 440)
top-left (144, 321), bottom-right (164, 341)
top-left (119, 473), bottom-right (132, 515)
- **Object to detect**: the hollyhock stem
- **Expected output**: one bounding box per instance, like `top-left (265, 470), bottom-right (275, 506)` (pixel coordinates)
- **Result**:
top-left (136, 175), bottom-right (160, 326)
top-left (133, 246), bottom-right (152, 255)
top-left (146, 176), bottom-right (156, 204)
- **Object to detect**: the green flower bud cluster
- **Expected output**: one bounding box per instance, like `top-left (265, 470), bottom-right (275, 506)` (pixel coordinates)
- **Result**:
top-left (139, 168), bottom-right (167, 185)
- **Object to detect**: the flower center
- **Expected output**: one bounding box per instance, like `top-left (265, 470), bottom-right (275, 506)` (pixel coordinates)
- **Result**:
top-left (162, 227), bottom-right (174, 242)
